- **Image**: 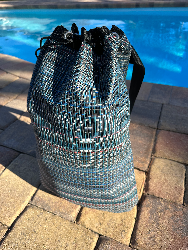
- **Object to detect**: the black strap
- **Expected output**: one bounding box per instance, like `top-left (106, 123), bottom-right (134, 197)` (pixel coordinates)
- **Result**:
top-left (129, 46), bottom-right (145, 114)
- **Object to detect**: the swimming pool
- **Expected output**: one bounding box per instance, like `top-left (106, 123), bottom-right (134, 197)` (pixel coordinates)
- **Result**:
top-left (0, 8), bottom-right (188, 88)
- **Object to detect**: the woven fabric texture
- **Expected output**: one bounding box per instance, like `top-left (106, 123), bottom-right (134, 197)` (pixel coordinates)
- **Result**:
top-left (27, 25), bottom-right (138, 213)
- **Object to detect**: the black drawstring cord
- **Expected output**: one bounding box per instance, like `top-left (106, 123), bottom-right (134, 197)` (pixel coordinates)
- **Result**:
top-left (35, 24), bottom-right (145, 114)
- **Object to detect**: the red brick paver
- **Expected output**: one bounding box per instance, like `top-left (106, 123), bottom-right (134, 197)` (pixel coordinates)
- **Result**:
top-left (185, 165), bottom-right (188, 206)
top-left (0, 78), bottom-right (30, 106)
top-left (131, 195), bottom-right (188, 250)
top-left (148, 83), bottom-right (173, 104)
top-left (31, 185), bottom-right (81, 222)
top-left (135, 169), bottom-right (145, 201)
top-left (146, 158), bottom-right (185, 204)
top-left (159, 104), bottom-right (188, 134)
top-left (0, 98), bottom-right (27, 129)
top-left (96, 236), bottom-right (132, 250)
top-left (130, 123), bottom-right (156, 171)
top-left (0, 223), bottom-right (8, 242)
top-left (0, 72), bottom-right (18, 89)
top-left (136, 82), bottom-right (153, 101)
top-left (0, 154), bottom-right (40, 227)
top-left (78, 206), bottom-right (137, 246)
top-left (169, 86), bottom-right (188, 108)
top-left (131, 100), bottom-right (162, 128)
top-left (0, 146), bottom-right (19, 174)
top-left (0, 205), bottom-right (98, 250)
top-left (0, 119), bottom-right (36, 157)
top-left (154, 130), bottom-right (188, 164)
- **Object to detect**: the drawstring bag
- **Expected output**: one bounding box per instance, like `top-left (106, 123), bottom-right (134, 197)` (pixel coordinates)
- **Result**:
top-left (27, 24), bottom-right (145, 213)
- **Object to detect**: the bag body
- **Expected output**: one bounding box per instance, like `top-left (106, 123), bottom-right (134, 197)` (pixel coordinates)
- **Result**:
top-left (27, 25), bottom-right (142, 213)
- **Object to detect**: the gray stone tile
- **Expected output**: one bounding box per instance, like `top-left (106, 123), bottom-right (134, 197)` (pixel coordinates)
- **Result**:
top-left (169, 86), bottom-right (188, 108)
top-left (159, 104), bottom-right (188, 134)
top-left (131, 100), bottom-right (162, 128)
top-left (130, 123), bottom-right (156, 171)
top-left (0, 119), bottom-right (36, 157)
top-left (148, 83), bottom-right (173, 104)
top-left (0, 78), bottom-right (30, 106)
top-left (131, 195), bottom-right (188, 250)
top-left (0, 98), bottom-right (27, 129)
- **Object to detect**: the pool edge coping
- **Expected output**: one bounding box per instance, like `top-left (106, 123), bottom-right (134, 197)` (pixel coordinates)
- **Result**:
top-left (0, 1), bottom-right (188, 9)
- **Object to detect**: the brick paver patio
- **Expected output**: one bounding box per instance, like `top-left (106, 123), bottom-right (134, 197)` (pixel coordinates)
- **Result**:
top-left (0, 4), bottom-right (187, 246)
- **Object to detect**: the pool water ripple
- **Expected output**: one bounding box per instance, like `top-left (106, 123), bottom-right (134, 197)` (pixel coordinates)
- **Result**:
top-left (0, 8), bottom-right (187, 87)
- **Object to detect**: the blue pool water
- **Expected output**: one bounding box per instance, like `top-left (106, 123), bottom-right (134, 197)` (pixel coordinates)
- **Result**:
top-left (0, 8), bottom-right (188, 88)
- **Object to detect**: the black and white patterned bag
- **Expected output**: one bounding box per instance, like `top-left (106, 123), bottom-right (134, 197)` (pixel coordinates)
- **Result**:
top-left (27, 24), bottom-right (145, 212)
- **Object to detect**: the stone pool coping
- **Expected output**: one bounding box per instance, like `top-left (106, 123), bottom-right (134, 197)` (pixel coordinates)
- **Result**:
top-left (0, 53), bottom-right (188, 249)
top-left (0, 0), bottom-right (188, 9)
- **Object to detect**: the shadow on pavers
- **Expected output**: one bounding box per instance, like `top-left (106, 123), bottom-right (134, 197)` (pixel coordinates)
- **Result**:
top-left (0, 105), bottom-right (65, 198)
top-left (0, 105), bottom-right (27, 130)
top-left (0, 106), bottom-right (36, 157)
top-left (0, 104), bottom-right (40, 184)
